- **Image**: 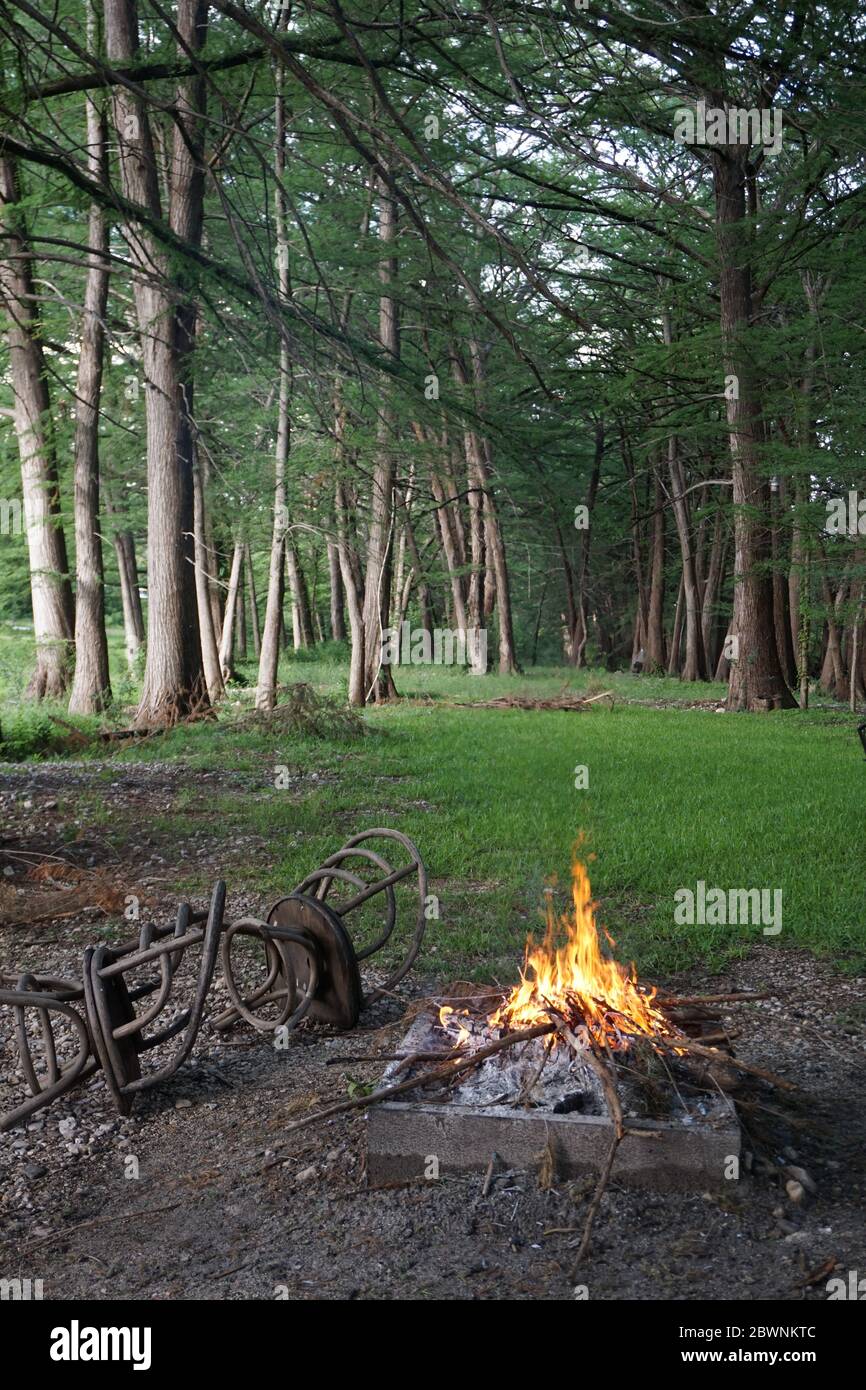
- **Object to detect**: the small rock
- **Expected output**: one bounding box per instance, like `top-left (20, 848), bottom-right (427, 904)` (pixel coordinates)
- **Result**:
top-left (786, 1179), bottom-right (805, 1203)
top-left (23, 1162), bottom-right (47, 1181)
top-left (175, 1099), bottom-right (192, 1110)
top-left (58, 1118), bottom-right (77, 1138)
top-left (785, 1164), bottom-right (817, 1194)
top-left (295, 1165), bottom-right (317, 1183)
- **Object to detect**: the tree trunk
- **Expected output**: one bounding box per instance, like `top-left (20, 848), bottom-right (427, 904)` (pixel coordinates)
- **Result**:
top-left (399, 493), bottom-right (436, 638)
top-left (0, 157), bottom-right (74, 697)
top-left (469, 339), bottom-right (519, 673)
top-left (192, 447), bottom-right (224, 702)
top-left (701, 505), bottom-right (727, 676)
top-left (256, 33), bottom-right (290, 711)
top-left (335, 476), bottom-right (366, 706)
top-left (645, 468), bottom-right (667, 672)
top-left (110, 517), bottom-right (144, 670)
top-left (219, 542), bottom-right (244, 679)
top-left (713, 148), bottom-right (796, 710)
top-left (286, 542), bottom-right (314, 649)
top-left (571, 422), bottom-right (603, 668)
top-left (69, 14), bottom-right (112, 715)
top-left (245, 544), bottom-right (261, 658)
top-left (104, 0), bottom-right (208, 725)
top-left (420, 425), bottom-right (469, 636)
top-left (667, 572), bottom-right (685, 676)
top-left (623, 432), bottom-right (649, 665)
top-left (770, 482), bottom-right (797, 685)
top-left (662, 309), bottom-right (706, 681)
top-left (819, 573), bottom-right (845, 695)
top-left (327, 540), bottom-right (346, 641)
top-left (360, 174), bottom-right (400, 702)
top-left (235, 565), bottom-right (247, 659)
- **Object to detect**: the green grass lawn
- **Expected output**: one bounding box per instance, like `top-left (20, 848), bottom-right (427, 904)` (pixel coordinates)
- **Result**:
top-left (2, 623), bottom-right (864, 979)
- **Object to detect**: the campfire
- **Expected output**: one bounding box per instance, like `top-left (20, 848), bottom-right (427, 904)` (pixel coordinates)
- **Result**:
top-left (274, 842), bottom-right (782, 1225)
top-left (440, 854), bottom-right (682, 1055)
top-left (351, 846), bottom-right (783, 1215)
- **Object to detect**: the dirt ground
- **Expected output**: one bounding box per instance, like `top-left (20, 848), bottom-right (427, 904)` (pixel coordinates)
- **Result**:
top-left (1, 762), bottom-right (864, 1301)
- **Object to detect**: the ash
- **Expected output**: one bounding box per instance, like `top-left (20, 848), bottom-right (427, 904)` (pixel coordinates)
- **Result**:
top-left (387, 1013), bottom-right (733, 1126)
top-left (450, 1033), bottom-right (607, 1113)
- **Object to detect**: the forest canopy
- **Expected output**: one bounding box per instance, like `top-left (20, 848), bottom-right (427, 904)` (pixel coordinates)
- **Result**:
top-left (1, 1), bottom-right (865, 723)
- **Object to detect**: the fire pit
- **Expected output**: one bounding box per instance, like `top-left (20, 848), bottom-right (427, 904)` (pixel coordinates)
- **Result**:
top-left (367, 857), bottom-right (741, 1190)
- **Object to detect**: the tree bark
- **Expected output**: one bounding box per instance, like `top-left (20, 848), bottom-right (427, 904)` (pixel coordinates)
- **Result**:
top-left (662, 308), bottom-right (706, 681)
top-left (327, 540), bottom-right (346, 641)
top-left (69, 8), bottom-right (112, 715)
top-left (713, 147), bottom-right (796, 710)
top-left (571, 421), bottom-right (603, 668)
top-left (192, 446), bottom-right (224, 701)
top-left (286, 541), bottom-right (314, 649)
top-left (360, 174), bottom-right (399, 702)
top-left (245, 544), bottom-right (261, 658)
top-left (104, 0), bottom-right (208, 725)
top-left (645, 467), bottom-right (667, 672)
top-left (667, 572), bottom-right (685, 676)
top-left (106, 492), bottom-right (145, 671)
top-left (256, 30), bottom-right (290, 711)
top-left (0, 157), bottom-right (74, 697)
top-left (469, 339), bottom-right (519, 673)
top-left (335, 476), bottom-right (366, 706)
top-left (700, 504), bottom-right (727, 676)
top-left (770, 481), bottom-right (797, 685)
top-left (219, 541), bottom-right (244, 679)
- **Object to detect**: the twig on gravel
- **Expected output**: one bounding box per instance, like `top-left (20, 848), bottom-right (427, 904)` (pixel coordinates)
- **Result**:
top-left (15, 1201), bottom-right (184, 1255)
top-left (325, 1053), bottom-right (404, 1065)
top-left (480, 1152), bottom-right (498, 1197)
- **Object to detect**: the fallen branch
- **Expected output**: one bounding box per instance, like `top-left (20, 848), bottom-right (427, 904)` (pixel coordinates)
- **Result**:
top-left (654, 1034), bottom-right (795, 1090)
top-left (453, 693), bottom-right (611, 712)
top-left (17, 1201), bottom-right (183, 1256)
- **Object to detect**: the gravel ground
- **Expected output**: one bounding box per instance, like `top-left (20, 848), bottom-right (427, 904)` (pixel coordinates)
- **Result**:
top-left (1, 761), bottom-right (865, 1301)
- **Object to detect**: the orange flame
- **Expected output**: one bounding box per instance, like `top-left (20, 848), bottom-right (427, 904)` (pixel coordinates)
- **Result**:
top-left (488, 855), bottom-right (672, 1048)
top-left (438, 1004), bottom-right (472, 1047)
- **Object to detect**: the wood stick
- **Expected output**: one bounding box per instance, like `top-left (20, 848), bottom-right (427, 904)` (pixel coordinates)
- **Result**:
top-left (654, 1034), bottom-right (795, 1090)
top-left (17, 1201), bottom-right (183, 1255)
top-left (283, 1022), bottom-right (557, 1135)
top-left (480, 1153), bottom-right (497, 1198)
top-left (556, 1022), bottom-right (624, 1272)
top-left (573, 1131), bottom-right (622, 1271)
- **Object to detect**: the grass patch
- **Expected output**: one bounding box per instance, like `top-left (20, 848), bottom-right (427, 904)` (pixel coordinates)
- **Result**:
top-left (2, 625), bottom-right (864, 981)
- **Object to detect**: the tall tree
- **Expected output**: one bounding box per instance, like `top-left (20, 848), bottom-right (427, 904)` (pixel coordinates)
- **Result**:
top-left (69, 0), bottom-right (111, 714)
top-left (0, 157), bottom-right (74, 697)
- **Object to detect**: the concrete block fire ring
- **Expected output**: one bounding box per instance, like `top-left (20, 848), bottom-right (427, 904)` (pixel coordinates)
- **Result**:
top-left (366, 1017), bottom-right (741, 1192)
